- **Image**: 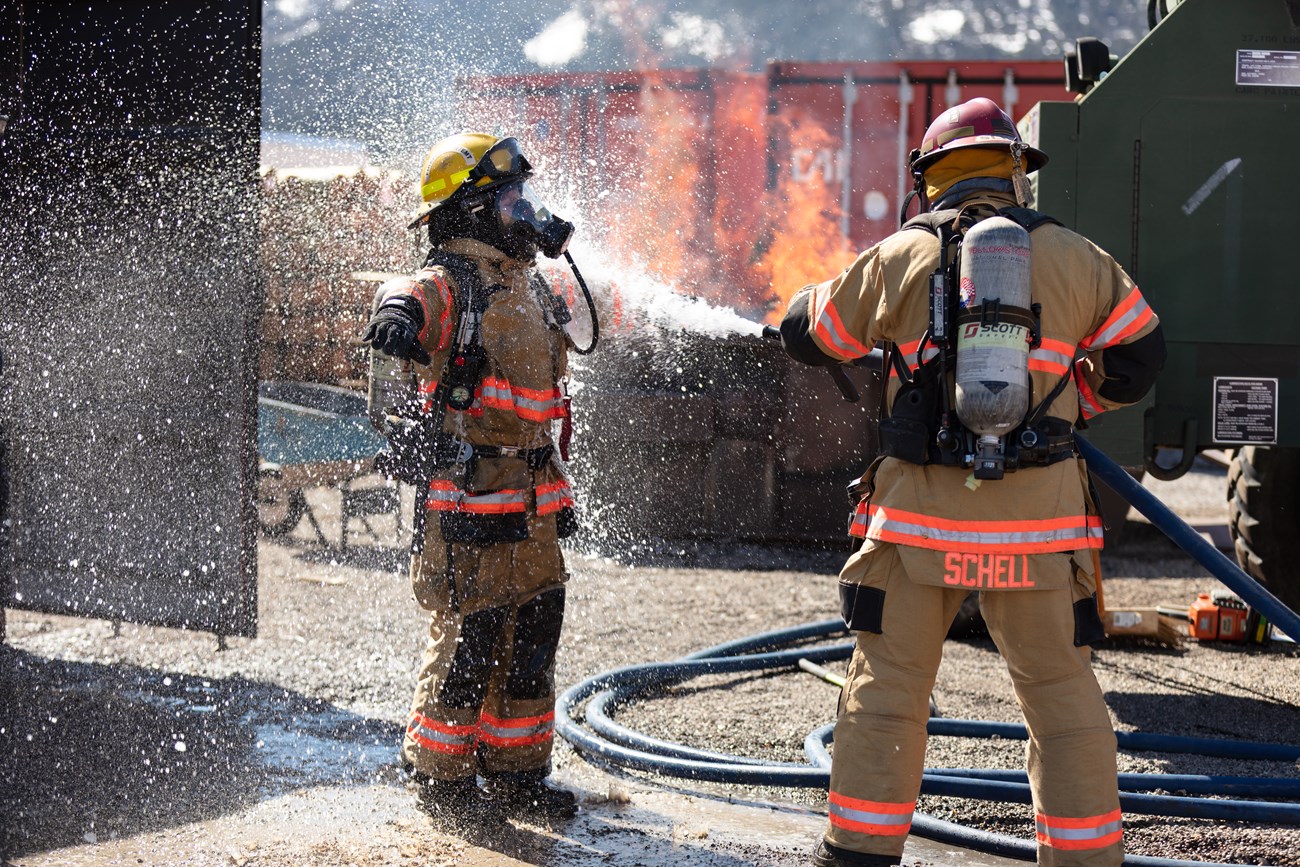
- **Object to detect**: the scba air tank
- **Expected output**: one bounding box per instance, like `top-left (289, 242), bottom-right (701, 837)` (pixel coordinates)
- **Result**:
top-left (955, 216), bottom-right (1032, 476)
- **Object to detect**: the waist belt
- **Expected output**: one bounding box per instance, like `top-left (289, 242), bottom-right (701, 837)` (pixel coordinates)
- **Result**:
top-left (920, 418), bottom-right (1076, 469)
top-left (465, 442), bottom-right (555, 470)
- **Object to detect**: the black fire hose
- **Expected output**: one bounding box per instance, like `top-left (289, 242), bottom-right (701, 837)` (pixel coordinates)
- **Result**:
top-left (558, 438), bottom-right (1300, 865)
top-left (1076, 436), bottom-right (1300, 643)
top-left (760, 324), bottom-right (884, 402)
top-left (556, 618), bottom-right (1299, 866)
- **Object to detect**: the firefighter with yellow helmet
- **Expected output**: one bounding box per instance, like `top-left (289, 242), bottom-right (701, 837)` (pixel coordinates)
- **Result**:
top-left (779, 98), bottom-right (1166, 867)
top-left (361, 132), bottom-right (583, 823)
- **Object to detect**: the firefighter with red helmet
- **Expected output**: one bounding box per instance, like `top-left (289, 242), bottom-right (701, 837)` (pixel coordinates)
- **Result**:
top-left (361, 132), bottom-right (581, 824)
top-left (779, 98), bottom-right (1166, 867)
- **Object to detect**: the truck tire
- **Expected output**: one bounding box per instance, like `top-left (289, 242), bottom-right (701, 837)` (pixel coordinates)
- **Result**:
top-left (1227, 446), bottom-right (1300, 615)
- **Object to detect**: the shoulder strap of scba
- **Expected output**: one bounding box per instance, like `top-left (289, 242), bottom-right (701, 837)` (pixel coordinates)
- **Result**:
top-left (421, 249), bottom-right (506, 412)
top-left (899, 205), bottom-right (1061, 374)
top-left (892, 205), bottom-right (1072, 432)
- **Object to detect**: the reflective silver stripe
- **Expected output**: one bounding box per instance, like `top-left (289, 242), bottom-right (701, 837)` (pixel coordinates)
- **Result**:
top-left (816, 309), bottom-right (865, 360)
top-left (870, 512), bottom-right (1102, 547)
top-left (409, 720), bottom-right (475, 748)
top-left (535, 486), bottom-right (572, 510)
top-left (902, 345), bottom-right (941, 370)
top-left (1029, 346), bottom-right (1072, 371)
top-left (512, 392), bottom-right (562, 415)
top-left (1085, 294), bottom-right (1151, 350)
top-left (1036, 817), bottom-right (1123, 842)
top-left (462, 491), bottom-right (526, 506)
top-left (426, 488), bottom-right (461, 506)
top-left (828, 801), bottom-right (913, 829)
top-left (482, 383), bottom-right (562, 417)
top-left (479, 718), bottom-right (552, 740)
top-left (481, 383), bottom-right (512, 402)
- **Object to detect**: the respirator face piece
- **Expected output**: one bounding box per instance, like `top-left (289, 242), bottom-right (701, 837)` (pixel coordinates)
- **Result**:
top-left (496, 181), bottom-right (574, 259)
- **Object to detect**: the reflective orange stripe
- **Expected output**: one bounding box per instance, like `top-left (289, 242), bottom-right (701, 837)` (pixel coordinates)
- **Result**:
top-left (425, 481), bottom-right (527, 514)
top-left (1036, 808), bottom-right (1123, 851)
top-left (1082, 286), bottom-right (1153, 350)
top-left (1029, 337), bottom-right (1076, 377)
top-left (1073, 359), bottom-right (1105, 419)
top-left (827, 791), bottom-right (914, 836)
top-left (535, 480), bottom-right (575, 515)
top-left (407, 712), bottom-right (478, 755)
top-left (865, 504), bottom-right (1103, 554)
top-left (480, 377), bottom-right (566, 423)
top-left (849, 499), bottom-right (869, 538)
top-left (887, 337), bottom-right (940, 378)
top-left (477, 711), bottom-right (554, 749)
top-left (815, 299), bottom-right (873, 361)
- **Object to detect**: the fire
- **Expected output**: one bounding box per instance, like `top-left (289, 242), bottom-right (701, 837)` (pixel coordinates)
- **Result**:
top-left (598, 72), bottom-right (858, 326)
top-left (753, 116), bottom-right (860, 324)
top-left (602, 73), bottom-right (711, 293)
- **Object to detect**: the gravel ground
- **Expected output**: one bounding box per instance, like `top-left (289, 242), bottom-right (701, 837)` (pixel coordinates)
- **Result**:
top-left (3, 458), bottom-right (1298, 867)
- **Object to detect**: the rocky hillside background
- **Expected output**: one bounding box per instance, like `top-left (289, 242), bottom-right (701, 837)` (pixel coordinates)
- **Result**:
top-left (262, 0), bottom-right (1150, 162)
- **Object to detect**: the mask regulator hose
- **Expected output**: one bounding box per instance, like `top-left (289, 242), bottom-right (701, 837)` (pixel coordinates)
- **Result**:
top-left (564, 251), bottom-right (600, 355)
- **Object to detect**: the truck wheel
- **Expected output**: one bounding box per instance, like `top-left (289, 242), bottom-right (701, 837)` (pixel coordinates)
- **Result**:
top-left (258, 469), bottom-right (307, 537)
top-left (1227, 446), bottom-right (1300, 615)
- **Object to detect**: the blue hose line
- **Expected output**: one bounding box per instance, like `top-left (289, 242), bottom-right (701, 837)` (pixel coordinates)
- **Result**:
top-left (928, 767), bottom-right (1300, 799)
top-left (921, 774), bottom-right (1300, 823)
top-left (681, 618), bottom-right (850, 660)
top-left (908, 812), bottom-right (1251, 867)
top-left (805, 725), bottom-right (1300, 822)
top-left (583, 687), bottom-right (812, 768)
top-left (1076, 437), bottom-right (1300, 643)
top-left (926, 718), bottom-right (1300, 762)
top-left (558, 619), bottom-right (1299, 866)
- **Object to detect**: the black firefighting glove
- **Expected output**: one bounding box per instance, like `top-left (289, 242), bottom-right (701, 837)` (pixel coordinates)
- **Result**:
top-left (361, 295), bottom-right (431, 365)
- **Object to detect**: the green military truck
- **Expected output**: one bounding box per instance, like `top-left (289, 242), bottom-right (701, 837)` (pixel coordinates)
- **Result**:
top-left (1022, 0), bottom-right (1300, 614)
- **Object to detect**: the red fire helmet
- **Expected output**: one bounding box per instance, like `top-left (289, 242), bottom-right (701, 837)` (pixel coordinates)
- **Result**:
top-left (911, 97), bottom-right (1048, 174)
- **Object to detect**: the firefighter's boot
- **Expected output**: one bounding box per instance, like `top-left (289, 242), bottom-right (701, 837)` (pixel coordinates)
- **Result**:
top-left (412, 772), bottom-right (487, 827)
top-left (482, 769), bottom-right (578, 820)
top-left (812, 840), bottom-right (901, 867)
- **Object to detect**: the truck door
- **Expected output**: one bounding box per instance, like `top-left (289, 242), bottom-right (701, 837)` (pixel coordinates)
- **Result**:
top-left (0, 0), bottom-right (262, 637)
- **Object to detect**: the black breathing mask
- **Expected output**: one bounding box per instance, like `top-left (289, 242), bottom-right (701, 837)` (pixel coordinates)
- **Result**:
top-left (497, 181), bottom-right (574, 260)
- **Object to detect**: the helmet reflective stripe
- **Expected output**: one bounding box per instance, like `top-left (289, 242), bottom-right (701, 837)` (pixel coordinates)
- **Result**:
top-left (421, 168), bottom-right (472, 201)
top-left (931, 124), bottom-right (975, 150)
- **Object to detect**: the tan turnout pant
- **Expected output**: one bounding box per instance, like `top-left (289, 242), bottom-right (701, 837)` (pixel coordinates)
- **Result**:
top-left (401, 512), bottom-right (568, 781)
top-left (826, 544), bottom-right (1122, 867)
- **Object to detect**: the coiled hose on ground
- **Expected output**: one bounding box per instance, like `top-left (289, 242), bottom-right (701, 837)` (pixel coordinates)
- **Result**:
top-left (557, 445), bottom-right (1300, 866)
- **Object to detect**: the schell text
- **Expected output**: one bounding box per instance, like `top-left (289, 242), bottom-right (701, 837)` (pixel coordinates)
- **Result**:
top-left (942, 552), bottom-right (1036, 588)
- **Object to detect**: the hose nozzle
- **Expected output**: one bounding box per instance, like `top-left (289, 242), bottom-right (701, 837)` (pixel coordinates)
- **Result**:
top-left (761, 325), bottom-right (781, 341)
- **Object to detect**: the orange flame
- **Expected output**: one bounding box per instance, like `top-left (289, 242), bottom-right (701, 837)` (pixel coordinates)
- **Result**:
top-left (754, 116), bottom-right (859, 323)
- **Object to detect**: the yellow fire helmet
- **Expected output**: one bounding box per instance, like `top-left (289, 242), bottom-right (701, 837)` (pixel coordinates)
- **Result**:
top-left (410, 132), bottom-right (533, 227)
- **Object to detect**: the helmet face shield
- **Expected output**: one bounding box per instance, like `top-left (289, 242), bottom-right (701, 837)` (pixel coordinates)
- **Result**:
top-left (496, 181), bottom-right (574, 259)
